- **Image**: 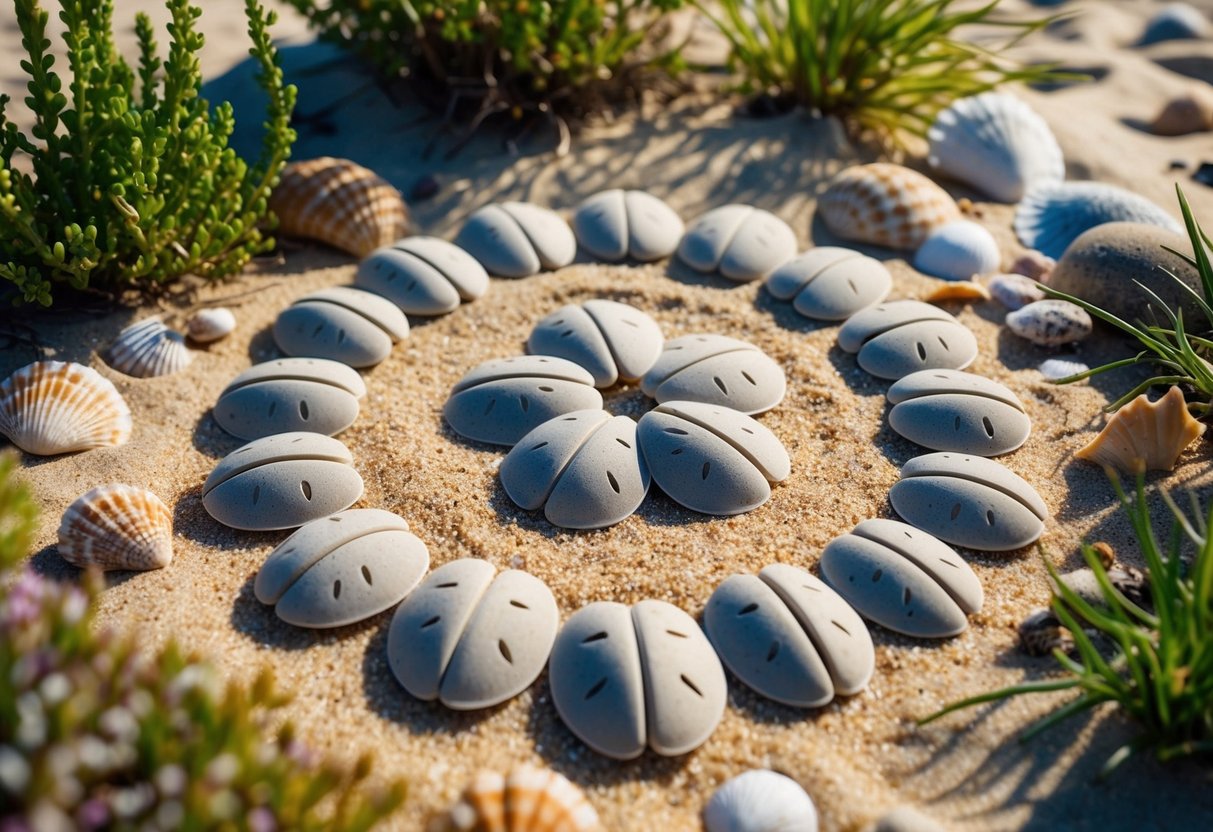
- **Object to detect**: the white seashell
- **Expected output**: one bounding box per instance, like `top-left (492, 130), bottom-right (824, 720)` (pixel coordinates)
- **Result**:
top-left (104, 318), bottom-right (194, 378)
top-left (186, 308), bottom-right (236, 344)
top-left (0, 361), bottom-right (132, 456)
top-left (988, 273), bottom-right (1046, 310)
top-left (927, 92), bottom-right (1064, 203)
top-left (912, 220), bottom-right (1001, 281)
top-left (446, 765), bottom-right (601, 831)
top-left (818, 164), bottom-right (961, 251)
top-left (1076, 386), bottom-right (1205, 474)
top-left (57, 484), bottom-right (172, 571)
top-left (1039, 358), bottom-right (1090, 380)
top-left (1014, 182), bottom-right (1183, 260)
top-left (704, 770), bottom-right (818, 832)
top-left (1006, 299), bottom-right (1093, 346)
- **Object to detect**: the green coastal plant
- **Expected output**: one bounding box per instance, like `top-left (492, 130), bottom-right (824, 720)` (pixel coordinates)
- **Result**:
top-left (0, 453), bottom-right (405, 828)
top-left (922, 473), bottom-right (1213, 776)
top-left (0, 0), bottom-right (296, 306)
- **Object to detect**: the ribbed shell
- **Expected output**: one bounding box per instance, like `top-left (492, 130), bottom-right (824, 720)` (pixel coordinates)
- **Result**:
top-left (104, 318), bottom-right (194, 378)
top-left (818, 164), bottom-right (961, 251)
top-left (1013, 182), bottom-right (1183, 260)
top-left (269, 157), bottom-right (410, 258)
top-left (186, 308), bottom-right (237, 343)
top-left (0, 361), bottom-right (132, 456)
top-left (1076, 386), bottom-right (1205, 474)
top-left (446, 766), bottom-right (601, 832)
top-left (703, 770), bottom-right (818, 832)
top-left (57, 484), bottom-right (172, 571)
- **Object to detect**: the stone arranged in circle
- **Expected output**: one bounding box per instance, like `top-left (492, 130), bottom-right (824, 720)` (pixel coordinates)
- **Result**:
top-left (889, 452), bottom-right (1049, 551)
top-left (573, 189), bottom-right (685, 262)
top-left (355, 236), bottom-right (489, 316)
top-left (886, 369), bottom-right (1030, 456)
top-left (837, 300), bottom-right (978, 380)
top-left (443, 356), bottom-right (603, 447)
top-left (548, 599), bottom-right (726, 759)
top-left (677, 204), bottom-right (798, 283)
top-left (454, 202), bottom-right (576, 278)
top-left (766, 247), bottom-right (892, 321)
top-left (641, 334), bottom-right (786, 414)
top-left (213, 357), bottom-right (366, 440)
top-left (499, 410), bottom-right (649, 529)
top-left (703, 563), bottom-right (874, 707)
top-left (202, 432), bottom-right (364, 531)
top-left (528, 299), bottom-right (664, 388)
top-left (637, 400), bottom-right (790, 515)
top-left (820, 519), bottom-right (983, 638)
top-left (387, 558), bottom-right (559, 710)
top-left (273, 286), bottom-right (409, 368)
top-left (254, 508), bottom-right (429, 629)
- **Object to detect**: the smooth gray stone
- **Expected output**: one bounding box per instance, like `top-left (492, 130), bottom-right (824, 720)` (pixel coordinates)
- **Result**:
top-left (837, 300), bottom-right (954, 354)
top-left (202, 432), bottom-right (364, 530)
top-left (573, 190), bottom-right (684, 262)
top-left (678, 205), bottom-right (797, 282)
top-left (820, 518), bottom-right (982, 638)
top-left (214, 357), bottom-right (365, 440)
top-left (500, 410), bottom-right (611, 510)
top-left (528, 300), bottom-right (663, 387)
top-left (501, 201), bottom-right (576, 270)
top-left (890, 452), bottom-right (1048, 551)
top-left (355, 236), bottom-right (488, 316)
top-left (641, 334), bottom-right (785, 414)
top-left (887, 369), bottom-right (1029, 456)
top-left (856, 319), bottom-right (979, 380)
top-left (444, 356), bottom-right (603, 447)
top-left (767, 248), bottom-right (892, 321)
top-left (454, 204), bottom-right (541, 278)
top-left (273, 287), bottom-right (408, 368)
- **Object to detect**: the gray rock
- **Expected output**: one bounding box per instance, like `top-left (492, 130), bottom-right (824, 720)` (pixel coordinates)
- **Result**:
top-left (355, 236), bottom-right (488, 316)
top-left (573, 189), bottom-right (684, 262)
top-left (273, 286), bottom-right (409, 368)
top-left (454, 202), bottom-right (576, 278)
top-left (528, 300), bottom-right (664, 387)
top-left (213, 357), bottom-right (366, 440)
top-left (887, 369), bottom-right (1030, 456)
top-left (677, 205), bottom-right (798, 282)
top-left (641, 334), bottom-right (786, 414)
top-left (838, 301), bottom-right (977, 380)
top-left (766, 247), bottom-right (892, 321)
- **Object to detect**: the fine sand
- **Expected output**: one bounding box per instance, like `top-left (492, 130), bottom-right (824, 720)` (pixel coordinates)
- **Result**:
top-left (6, 1), bottom-right (1213, 829)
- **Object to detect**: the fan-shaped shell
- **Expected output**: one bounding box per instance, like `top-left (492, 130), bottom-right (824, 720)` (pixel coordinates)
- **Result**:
top-left (0, 361), bottom-right (132, 456)
top-left (1149, 85), bottom-right (1213, 136)
top-left (912, 220), bottom-right (1001, 281)
top-left (104, 318), bottom-right (194, 378)
top-left (1076, 386), bottom-right (1205, 474)
top-left (186, 308), bottom-right (236, 344)
top-left (703, 770), bottom-right (818, 832)
top-left (446, 766), bottom-right (601, 832)
top-left (1013, 182), bottom-right (1183, 259)
top-left (818, 164), bottom-right (961, 251)
top-left (57, 484), bottom-right (172, 571)
top-left (269, 157), bottom-right (410, 258)
top-left (927, 92), bottom-right (1064, 203)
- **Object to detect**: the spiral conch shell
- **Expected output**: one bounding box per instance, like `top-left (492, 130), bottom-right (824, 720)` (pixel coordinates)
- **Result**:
top-left (446, 766), bottom-right (600, 832)
top-left (1076, 386), bottom-right (1205, 474)
top-left (58, 484), bottom-right (173, 571)
top-left (818, 164), bottom-right (961, 251)
top-left (0, 361), bottom-right (131, 456)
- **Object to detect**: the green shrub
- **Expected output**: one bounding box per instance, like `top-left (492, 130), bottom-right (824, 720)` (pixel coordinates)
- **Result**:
top-left (0, 0), bottom-right (296, 306)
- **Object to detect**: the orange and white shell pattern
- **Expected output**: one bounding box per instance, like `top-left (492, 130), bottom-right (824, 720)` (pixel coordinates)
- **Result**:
top-left (57, 484), bottom-right (173, 571)
top-left (0, 361), bottom-right (132, 456)
top-left (818, 163), bottom-right (961, 251)
top-left (1076, 386), bottom-right (1206, 474)
top-left (446, 766), bottom-right (600, 832)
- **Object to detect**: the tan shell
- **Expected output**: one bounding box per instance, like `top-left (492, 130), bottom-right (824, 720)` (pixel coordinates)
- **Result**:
top-left (923, 280), bottom-right (990, 303)
top-left (446, 766), bottom-right (600, 832)
top-left (269, 157), bottom-right (410, 257)
top-left (818, 164), bottom-right (961, 251)
top-left (1149, 86), bottom-right (1213, 137)
top-left (57, 484), bottom-right (173, 571)
top-left (0, 361), bottom-right (132, 456)
top-left (1076, 386), bottom-right (1205, 474)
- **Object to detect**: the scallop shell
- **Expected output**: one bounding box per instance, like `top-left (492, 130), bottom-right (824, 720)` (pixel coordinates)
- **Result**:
top-left (1038, 358), bottom-right (1090, 380)
top-left (104, 318), bottom-right (194, 378)
top-left (0, 361), bottom-right (132, 456)
top-left (186, 308), bottom-right (236, 344)
top-left (1076, 386), bottom-right (1205, 474)
top-left (912, 220), bottom-right (1001, 281)
top-left (927, 92), bottom-right (1065, 203)
top-left (1149, 85), bottom-right (1213, 136)
top-left (818, 164), bottom-right (961, 251)
top-left (446, 766), bottom-right (600, 832)
top-left (57, 484), bottom-right (172, 571)
top-left (988, 273), bottom-right (1045, 310)
top-left (1006, 299), bottom-right (1093, 346)
top-left (1013, 182), bottom-right (1183, 259)
top-left (269, 157), bottom-right (410, 258)
top-left (703, 770), bottom-right (818, 832)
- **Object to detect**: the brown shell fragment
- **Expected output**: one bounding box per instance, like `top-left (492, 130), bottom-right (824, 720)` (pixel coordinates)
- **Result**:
top-left (923, 280), bottom-right (991, 304)
top-left (1076, 386), bottom-right (1205, 474)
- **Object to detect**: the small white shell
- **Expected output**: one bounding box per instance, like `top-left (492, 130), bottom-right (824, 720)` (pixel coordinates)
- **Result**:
top-left (0, 361), bottom-right (132, 456)
top-left (186, 308), bottom-right (236, 344)
top-left (1014, 182), bottom-right (1183, 260)
top-left (988, 273), bottom-right (1046, 310)
top-left (1039, 358), bottom-right (1090, 380)
top-left (1006, 299), bottom-right (1093, 346)
top-left (912, 220), bottom-right (1001, 281)
top-left (104, 318), bottom-right (194, 378)
top-left (704, 770), bottom-right (818, 832)
top-left (57, 484), bottom-right (172, 571)
top-left (446, 766), bottom-right (601, 832)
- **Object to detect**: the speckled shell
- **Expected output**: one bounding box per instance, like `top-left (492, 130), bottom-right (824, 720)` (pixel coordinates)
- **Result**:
top-left (186, 308), bottom-right (236, 344)
top-left (988, 273), bottom-right (1045, 310)
top-left (818, 164), bottom-right (961, 251)
top-left (1076, 386), bottom-right (1205, 474)
top-left (1006, 299), bottom-right (1092, 347)
top-left (446, 766), bottom-right (601, 832)
top-left (912, 220), bottom-right (1001, 281)
top-left (1014, 182), bottom-right (1183, 260)
top-left (57, 484), bottom-right (172, 572)
top-left (1149, 85), bottom-right (1213, 136)
top-left (703, 770), bottom-right (819, 832)
top-left (0, 361), bottom-right (132, 456)
top-left (104, 318), bottom-right (194, 378)
top-left (269, 157), bottom-right (410, 258)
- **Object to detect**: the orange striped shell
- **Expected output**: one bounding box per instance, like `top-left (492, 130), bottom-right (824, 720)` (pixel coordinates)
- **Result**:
top-left (446, 767), bottom-right (600, 832)
top-left (818, 163), bottom-right (961, 251)
top-left (269, 157), bottom-right (410, 258)
top-left (58, 484), bottom-right (173, 571)
top-left (0, 361), bottom-right (131, 456)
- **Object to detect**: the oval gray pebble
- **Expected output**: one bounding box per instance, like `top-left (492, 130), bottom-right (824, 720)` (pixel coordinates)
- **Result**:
top-left (254, 508), bottom-right (429, 628)
top-left (637, 400), bottom-right (790, 515)
top-left (677, 205), bottom-right (798, 282)
top-left (454, 202), bottom-right (576, 278)
top-left (273, 286), bottom-right (409, 368)
top-left (766, 247), bottom-right (892, 321)
top-left (202, 432), bottom-right (364, 530)
top-left (549, 599), bottom-right (726, 759)
top-left (386, 558), bottom-right (559, 710)
top-left (573, 189), bottom-right (684, 262)
top-left (641, 334), bottom-right (786, 414)
top-left (704, 563), bottom-right (874, 707)
top-left (213, 357), bottom-right (366, 440)
top-left (355, 236), bottom-right (488, 316)
top-left (889, 452), bottom-right (1048, 551)
top-left (528, 300), bottom-right (664, 387)
top-left (838, 301), bottom-right (977, 380)
top-left (887, 369), bottom-right (1030, 456)
top-left (820, 519), bottom-right (983, 638)
top-left (500, 410), bottom-right (650, 529)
